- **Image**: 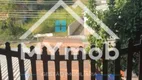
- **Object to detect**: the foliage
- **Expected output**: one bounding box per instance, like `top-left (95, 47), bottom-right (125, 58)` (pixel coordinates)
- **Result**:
top-left (0, 0), bottom-right (82, 41)
top-left (104, 0), bottom-right (142, 75)
top-left (87, 0), bottom-right (142, 75)
top-left (86, 0), bottom-right (107, 74)
top-left (0, 3), bottom-right (26, 40)
top-left (88, 0), bottom-right (142, 48)
top-left (87, 0), bottom-right (106, 48)
top-left (104, 0), bottom-right (138, 47)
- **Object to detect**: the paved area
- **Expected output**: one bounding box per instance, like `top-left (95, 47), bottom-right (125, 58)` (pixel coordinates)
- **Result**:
top-left (41, 37), bottom-right (86, 54)
top-left (0, 55), bottom-right (30, 80)
top-left (36, 61), bottom-right (91, 80)
top-left (34, 37), bottom-right (91, 80)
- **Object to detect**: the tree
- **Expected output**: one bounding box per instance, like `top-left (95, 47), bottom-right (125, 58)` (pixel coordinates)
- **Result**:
top-left (101, 0), bottom-right (142, 75)
top-left (104, 0), bottom-right (142, 46)
top-left (87, 0), bottom-right (142, 75)
top-left (87, 0), bottom-right (106, 48)
top-left (86, 0), bottom-right (108, 74)
top-left (0, 2), bottom-right (25, 40)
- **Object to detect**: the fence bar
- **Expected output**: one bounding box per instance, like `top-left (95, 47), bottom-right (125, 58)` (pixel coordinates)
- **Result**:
top-left (78, 46), bottom-right (84, 80)
top-left (115, 41), bottom-right (120, 80)
top-left (18, 44), bottom-right (25, 80)
top-left (55, 49), bottom-right (60, 80)
top-left (5, 42), bottom-right (14, 80)
top-left (126, 39), bottom-right (133, 80)
top-left (30, 46), bottom-right (37, 80)
top-left (67, 47), bottom-right (72, 80)
top-left (0, 65), bottom-right (2, 80)
top-left (42, 46), bottom-right (49, 80)
top-left (90, 45), bottom-right (96, 80)
top-left (103, 44), bottom-right (108, 80)
top-left (139, 39), bottom-right (142, 80)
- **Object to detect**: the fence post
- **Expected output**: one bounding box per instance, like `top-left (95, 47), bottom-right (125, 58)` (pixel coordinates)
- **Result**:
top-left (42, 46), bottom-right (49, 80)
top-left (0, 65), bottom-right (2, 80)
top-left (30, 46), bottom-right (37, 80)
top-left (139, 39), bottom-right (142, 80)
top-left (78, 46), bottom-right (84, 80)
top-left (90, 45), bottom-right (96, 80)
top-left (115, 41), bottom-right (120, 80)
top-left (66, 47), bottom-right (72, 80)
top-left (103, 43), bottom-right (108, 80)
top-left (18, 44), bottom-right (25, 80)
top-left (55, 48), bottom-right (60, 80)
top-left (5, 42), bottom-right (14, 80)
top-left (126, 39), bottom-right (133, 80)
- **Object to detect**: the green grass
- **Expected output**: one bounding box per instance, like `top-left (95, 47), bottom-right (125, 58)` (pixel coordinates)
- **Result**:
top-left (0, 4), bottom-right (83, 41)
top-left (23, 6), bottom-right (82, 37)
top-left (53, 31), bottom-right (68, 37)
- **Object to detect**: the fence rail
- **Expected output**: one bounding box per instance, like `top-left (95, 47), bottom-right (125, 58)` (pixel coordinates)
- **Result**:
top-left (0, 37), bottom-right (142, 80)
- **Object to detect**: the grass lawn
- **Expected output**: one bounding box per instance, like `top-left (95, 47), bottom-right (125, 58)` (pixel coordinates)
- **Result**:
top-left (23, 6), bottom-right (82, 37)
top-left (53, 32), bottom-right (68, 37)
